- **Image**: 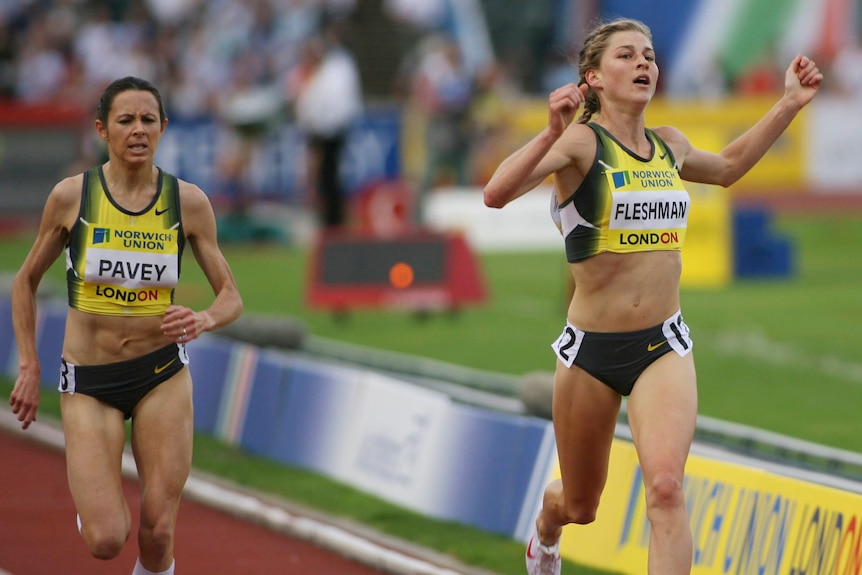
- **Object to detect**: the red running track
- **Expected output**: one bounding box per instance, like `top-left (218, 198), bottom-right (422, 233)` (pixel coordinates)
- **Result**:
top-left (0, 427), bottom-right (391, 575)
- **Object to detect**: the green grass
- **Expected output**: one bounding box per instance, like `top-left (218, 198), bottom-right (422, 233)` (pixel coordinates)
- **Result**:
top-left (682, 215), bottom-right (862, 449)
top-left (2, 211), bottom-right (861, 573)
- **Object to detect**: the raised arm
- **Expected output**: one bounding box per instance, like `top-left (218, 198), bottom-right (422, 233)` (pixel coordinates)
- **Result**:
top-left (661, 54), bottom-right (822, 187)
top-left (484, 83), bottom-right (588, 208)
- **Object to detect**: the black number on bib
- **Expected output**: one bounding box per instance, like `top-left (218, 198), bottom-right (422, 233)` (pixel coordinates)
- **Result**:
top-left (670, 318), bottom-right (690, 350)
top-left (60, 360), bottom-right (69, 391)
top-left (558, 326), bottom-right (578, 361)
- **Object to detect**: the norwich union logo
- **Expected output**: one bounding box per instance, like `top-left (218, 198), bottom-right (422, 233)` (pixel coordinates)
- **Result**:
top-left (92, 227), bottom-right (111, 244)
top-left (611, 171), bottom-right (631, 189)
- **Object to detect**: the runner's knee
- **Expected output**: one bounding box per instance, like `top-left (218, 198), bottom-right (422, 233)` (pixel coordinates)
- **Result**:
top-left (138, 513), bottom-right (176, 558)
top-left (558, 499), bottom-right (599, 525)
top-left (644, 471), bottom-right (685, 513)
top-left (543, 479), bottom-right (600, 526)
top-left (84, 524), bottom-right (130, 560)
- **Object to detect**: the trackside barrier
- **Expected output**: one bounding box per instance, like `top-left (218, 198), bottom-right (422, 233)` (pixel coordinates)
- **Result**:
top-left (3, 296), bottom-right (862, 575)
top-left (192, 344), bottom-right (557, 536)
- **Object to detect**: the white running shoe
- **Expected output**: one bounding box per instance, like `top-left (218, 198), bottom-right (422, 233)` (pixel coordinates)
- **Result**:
top-left (525, 529), bottom-right (561, 575)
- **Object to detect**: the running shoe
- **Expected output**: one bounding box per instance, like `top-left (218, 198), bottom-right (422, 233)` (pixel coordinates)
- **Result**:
top-left (525, 529), bottom-right (561, 575)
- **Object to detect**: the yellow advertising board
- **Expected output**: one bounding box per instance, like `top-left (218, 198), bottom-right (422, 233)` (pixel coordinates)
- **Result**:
top-left (680, 183), bottom-right (731, 288)
top-left (558, 439), bottom-right (862, 575)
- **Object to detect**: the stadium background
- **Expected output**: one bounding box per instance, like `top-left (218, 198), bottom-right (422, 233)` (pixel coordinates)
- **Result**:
top-left (2, 0), bottom-right (862, 574)
top-left (2, 0), bottom-right (861, 215)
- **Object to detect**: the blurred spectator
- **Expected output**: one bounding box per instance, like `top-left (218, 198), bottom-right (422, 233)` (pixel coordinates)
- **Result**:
top-left (14, 13), bottom-right (67, 102)
top-left (165, 18), bottom-right (224, 118)
top-left (408, 34), bottom-right (474, 191)
top-left (287, 16), bottom-right (362, 230)
top-left (540, 48), bottom-right (576, 93)
top-left (470, 60), bottom-right (518, 185)
top-left (210, 0), bottom-right (287, 215)
top-left (670, 55), bottom-right (727, 100)
top-left (734, 51), bottom-right (783, 95)
top-left (214, 49), bottom-right (284, 215)
top-left (322, 0), bottom-right (357, 22)
top-left (0, 27), bottom-right (15, 97)
top-left (72, 4), bottom-right (124, 87)
top-left (383, 0), bottom-right (447, 29)
top-left (830, 40), bottom-right (862, 96)
top-left (145, 0), bottom-right (200, 26)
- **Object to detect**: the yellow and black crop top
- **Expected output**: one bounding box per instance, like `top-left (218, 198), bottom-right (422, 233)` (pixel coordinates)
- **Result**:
top-left (551, 123), bottom-right (690, 262)
top-left (66, 166), bottom-right (184, 316)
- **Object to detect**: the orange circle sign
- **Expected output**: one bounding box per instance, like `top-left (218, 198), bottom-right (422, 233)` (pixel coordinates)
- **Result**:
top-left (389, 262), bottom-right (414, 289)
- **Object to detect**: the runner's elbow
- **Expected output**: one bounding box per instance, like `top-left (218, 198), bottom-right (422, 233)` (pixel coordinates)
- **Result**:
top-left (483, 184), bottom-right (509, 208)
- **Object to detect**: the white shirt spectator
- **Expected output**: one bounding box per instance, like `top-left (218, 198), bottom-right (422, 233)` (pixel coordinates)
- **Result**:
top-left (295, 46), bottom-right (362, 138)
top-left (146, 0), bottom-right (201, 25)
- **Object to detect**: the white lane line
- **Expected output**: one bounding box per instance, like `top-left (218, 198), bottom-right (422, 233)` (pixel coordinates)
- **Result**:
top-left (705, 328), bottom-right (862, 384)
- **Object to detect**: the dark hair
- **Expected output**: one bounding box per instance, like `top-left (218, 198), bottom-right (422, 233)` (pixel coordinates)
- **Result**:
top-left (97, 77), bottom-right (167, 124)
top-left (576, 18), bottom-right (653, 124)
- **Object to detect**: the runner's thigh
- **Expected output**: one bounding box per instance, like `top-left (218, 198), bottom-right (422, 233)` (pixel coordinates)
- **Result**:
top-left (61, 393), bottom-right (128, 524)
top-left (131, 368), bottom-right (194, 503)
top-left (626, 351), bottom-right (697, 481)
top-left (552, 361), bottom-right (621, 506)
